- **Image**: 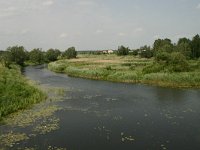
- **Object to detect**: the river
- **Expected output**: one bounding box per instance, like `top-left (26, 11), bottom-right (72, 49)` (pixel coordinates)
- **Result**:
top-left (1, 65), bottom-right (200, 150)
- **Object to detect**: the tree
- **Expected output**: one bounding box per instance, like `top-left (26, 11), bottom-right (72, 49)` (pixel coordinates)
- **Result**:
top-left (6, 46), bottom-right (27, 66)
top-left (63, 47), bottom-right (77, 59)
top-left (116, 45), bottom-right (129, 56)
top-left (191, 34), bottom-right (200, 58)
top-left (45, 49), bottom-right (61, 62)
top-left (176, 42), bottom-right (191, 59)
top-left (129, 49), bottom-right (138, 56)
top-left (139, 45), bottom-right (153, 58)
top-left (153, 38), bottom-right (174, 53)
top-left (29, 48), bottom-right (45, 64)
top-left (177, 37), bottom-right (191, 45)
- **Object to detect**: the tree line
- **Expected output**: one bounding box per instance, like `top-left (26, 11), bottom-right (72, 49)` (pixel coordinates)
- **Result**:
top-left (117, 34), bottom-right (200, 59)
top-left (115, 34), bottom-right (200, 73)
top-left (0, 46), bottom-right (77, 67)
top-left (1, 34), bottom-right (200, 70)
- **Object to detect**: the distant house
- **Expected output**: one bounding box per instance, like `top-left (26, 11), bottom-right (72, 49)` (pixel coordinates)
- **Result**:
top-left (102, 50), bottom-right (108, 54)
top-left (107, 50), bottom-right (114, 54)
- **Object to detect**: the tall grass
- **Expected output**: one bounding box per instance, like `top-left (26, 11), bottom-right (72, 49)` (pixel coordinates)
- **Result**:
top-left (48, 54), bottom-right (200, 88)
top-left (0, 64), bottom-right (46, 120)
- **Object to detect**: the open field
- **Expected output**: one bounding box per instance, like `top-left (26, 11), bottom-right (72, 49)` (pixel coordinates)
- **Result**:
top-left (48, 54), bottom-right (200, 88)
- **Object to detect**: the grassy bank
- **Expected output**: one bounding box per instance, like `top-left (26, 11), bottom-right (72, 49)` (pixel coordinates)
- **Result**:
top-left (48, 54), bottom-right (200, 88)
top-left (0, 64), bottom-right (46, 120)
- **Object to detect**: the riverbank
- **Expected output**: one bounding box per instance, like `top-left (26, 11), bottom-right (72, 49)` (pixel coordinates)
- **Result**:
top-left (48, 54), bottom-right (200, 88)
top-left (0, 64), bottom-right (46, 120)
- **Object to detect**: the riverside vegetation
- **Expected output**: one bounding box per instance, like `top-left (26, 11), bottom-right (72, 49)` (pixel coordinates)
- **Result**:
top-left (0, 64), bottom-right (46, 120)
top-left (48, 34), bottom-right (200, 88)
top-left (0, 34), bottom-right (200, 120)
top-left (48, 54), bottom-right (200, 88)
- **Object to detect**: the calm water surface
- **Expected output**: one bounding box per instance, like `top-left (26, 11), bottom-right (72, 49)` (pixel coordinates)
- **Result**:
top-left (2, 65), bottom-right (200, 150)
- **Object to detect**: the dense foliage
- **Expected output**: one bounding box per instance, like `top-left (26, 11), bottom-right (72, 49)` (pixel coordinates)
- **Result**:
top-left (45, 49), bottom-right (61, 62)
top-left (117, 46), bottom-right (130, 56)
top-left (29, 48), bottom-right (45, 64)
top-left (62, 47), bottom-right (77, 59)
top-left (0, 65), bottom-right (45, 120)
top-left (5, 46), bottom-right (27, 66)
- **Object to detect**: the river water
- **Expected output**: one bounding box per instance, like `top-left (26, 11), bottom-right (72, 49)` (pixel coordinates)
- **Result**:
top-left (1, 65), bottom-right (200, 150)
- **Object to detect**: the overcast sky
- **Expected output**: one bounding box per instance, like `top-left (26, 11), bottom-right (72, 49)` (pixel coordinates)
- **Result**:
top-left (0, 0), bottom-right (200, 51)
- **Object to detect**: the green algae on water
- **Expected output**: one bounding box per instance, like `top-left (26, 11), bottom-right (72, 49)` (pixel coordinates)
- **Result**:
top-left (33, 117), bottom-right (60, 134)
top-left (0, 131), bottom-right (29, 147)
top-left (4, 105), bottom-right (62, 128)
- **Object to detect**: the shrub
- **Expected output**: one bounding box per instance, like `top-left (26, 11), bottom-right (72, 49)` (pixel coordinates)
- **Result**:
top-left (168, 52), bottom-right (190, 72)
top-left (155, 51), bottom-right (171, 63)
top-left (142, 63), bottom-right (164, 74)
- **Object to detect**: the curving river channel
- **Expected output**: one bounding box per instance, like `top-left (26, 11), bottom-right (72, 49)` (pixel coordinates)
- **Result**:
top-left (1, 65), bottom-right (200, 150)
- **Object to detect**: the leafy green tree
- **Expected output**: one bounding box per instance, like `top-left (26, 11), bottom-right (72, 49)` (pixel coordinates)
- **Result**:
top-left (177, 37), bottom-right (191, 45)
top-left (153, 38), bottom-right (174, 53)
top-left (63, 47), bottom-right (77, 59)
top-left (129, 50), bottom-right (138, 56)
top-left (45, 49), bottom-right (61, 62)
top-left (29, 48), bottom-right (45, 64)
top-left (175, 37), bottom-right (192, 58)
top-left (139, 45), bottom-right (153, 58)
top-left (116, 46), bottom-right (129, 56)
top-left (6, 46), bottom-right (27, 66)
top-left (191, 34), bottom-right (200, 58)
top-left (176, 42), bottom-right (191, 59)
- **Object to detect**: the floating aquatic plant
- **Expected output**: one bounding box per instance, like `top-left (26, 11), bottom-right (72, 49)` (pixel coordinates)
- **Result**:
top-left (0, 131), bottom-right (29, 147)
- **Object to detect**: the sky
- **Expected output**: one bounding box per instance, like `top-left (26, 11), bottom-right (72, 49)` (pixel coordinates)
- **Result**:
top-left (0, 0), bottom-right (200, 51)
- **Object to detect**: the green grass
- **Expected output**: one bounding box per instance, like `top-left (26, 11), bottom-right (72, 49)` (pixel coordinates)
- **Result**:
top-left (0, 64), bottom-right (46, 120)
top-left (48, 54), bottom-right (200, 88)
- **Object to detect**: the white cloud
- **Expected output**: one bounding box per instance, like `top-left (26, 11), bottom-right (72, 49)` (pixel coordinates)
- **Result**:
top-left (77, 1), bottom-right (96, 6)
top-left (118, 32), bottom-right (126, 36)
top-left (197, 3), bottom-right (200, 9)
top-left (59, 33), bottom-right (68, 38)
top-left (134, 27), bottom-right (143, 33)
top-left (95, 29), bottom-right (103, 34)
top-left (0, 0), bottom-right (55, 18)
top-left (42, 0), bottom-right (54, 6)
top-left (20, 29), bottom-right (30, 35)
top-left (0, 6), bottom-right (18, 18)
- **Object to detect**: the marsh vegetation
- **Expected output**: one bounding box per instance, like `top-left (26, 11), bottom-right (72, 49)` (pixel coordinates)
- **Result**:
top-left (0, 64), bottom-right (45, 120)
top-left (48, 34), bottom-right (200, 88)
top-left (48, 54), bottom-right (200, 88)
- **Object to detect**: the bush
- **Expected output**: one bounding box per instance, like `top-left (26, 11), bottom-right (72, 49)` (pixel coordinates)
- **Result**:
top-left (168, 52), bottom-right (190, 72)
top-left (142, 63), bottom-right (164, 74)
top-left (0, 65), bottom-right (45, 119)
top-left (155, 51), bottom-right (171, 63)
